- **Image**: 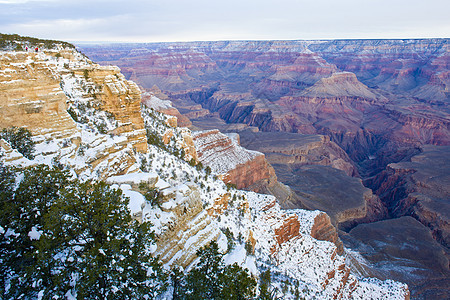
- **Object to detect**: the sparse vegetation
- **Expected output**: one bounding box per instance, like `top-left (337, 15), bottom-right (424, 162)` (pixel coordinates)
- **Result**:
top-left (139, 182), bottom-right (163, 208)
top-left (0, 33), bottom-right (75, 51)
top-left (0, 126), bottom-right (35, 159)
top-left (222, 227), bottom-right (235, 252)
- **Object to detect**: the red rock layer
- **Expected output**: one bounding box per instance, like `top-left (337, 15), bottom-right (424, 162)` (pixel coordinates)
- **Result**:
top-left (311, 212), bottom-right (344, 254)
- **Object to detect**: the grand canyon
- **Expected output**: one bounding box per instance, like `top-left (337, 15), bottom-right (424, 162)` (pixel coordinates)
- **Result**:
top-left (79, 39), bottom-right (449, 298)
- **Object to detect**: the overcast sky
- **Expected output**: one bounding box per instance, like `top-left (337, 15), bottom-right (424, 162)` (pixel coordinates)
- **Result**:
top-left (0, 0), bottom-right (449, 43)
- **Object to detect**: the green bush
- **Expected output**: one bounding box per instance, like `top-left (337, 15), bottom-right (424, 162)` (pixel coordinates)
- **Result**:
top-left (0, 126), bottom-right (35, 159)
top-left (180, 241), bottom-right (257, 299)
top-left (0, 165), bottom-right (167, 299)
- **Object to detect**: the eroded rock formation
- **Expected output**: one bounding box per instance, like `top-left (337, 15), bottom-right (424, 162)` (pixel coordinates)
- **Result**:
top-left (193, 129), bottom-right (276, 190)
top-left (0, 52), bottom-right (78, 139)
top-left (368, 145), bottom-right (450, 249)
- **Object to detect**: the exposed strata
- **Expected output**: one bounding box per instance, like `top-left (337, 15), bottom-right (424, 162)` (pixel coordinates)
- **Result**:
top-left (76, 38), bottom-right (450, 299)
top-left (1, 44), bottom-right (411, 299)
top-left (79, 39), bottom-right (450, 172)
top-left (80, 65), bottom-right (148, 153)
top-left (368, 145), bottom-right (450, 249)
top-left (311, 212), bottom-right (344, 255)
top-left (0, 51), bottom-right (143, 179)
top-left (192, 129), bottom-right (276, 190)
top-left (238, 131), bottom-right (358, 177)
top-left (148, 183), bottom-right (222, 268)
top-left (0, 52), bottom-right (78, 139)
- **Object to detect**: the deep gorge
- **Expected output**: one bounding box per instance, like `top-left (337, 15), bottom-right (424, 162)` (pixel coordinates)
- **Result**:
top-left (78, 39), bottom-right (449, 298)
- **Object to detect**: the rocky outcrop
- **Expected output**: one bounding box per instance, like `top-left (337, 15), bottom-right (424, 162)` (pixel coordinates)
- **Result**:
top-left (247, 193), bottom-right (410, 299)
top-left (192, 129), bottom-right (308, 209)
top-left (368, 145), bottom-right (450, 249)
top-left (297, 72), bottom-right (380, 100)
top-left (272, 215), bottom-right (301, 250)
top-left (193, 129), bottom-right (276, 189)
top-left (147, 184), bottom-right (222, 268)
top-left (0, 52), bottom-right (78, 139)
top-left (73, 64), bottom-right (148, 153)
top-left (0, 50), bottom-right (150, 180)
top-left (0, 139), bottom-right (35, 167)
top-left (311, 212), bottom-right (344, 254)
top-left (107, 173), bottom-right (224, 268)
top-left (239, 131), bottom-right (358, 177)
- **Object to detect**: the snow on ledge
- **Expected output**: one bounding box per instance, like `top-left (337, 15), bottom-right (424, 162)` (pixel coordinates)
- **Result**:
top-left (106, 172), bottom-right (158, 185)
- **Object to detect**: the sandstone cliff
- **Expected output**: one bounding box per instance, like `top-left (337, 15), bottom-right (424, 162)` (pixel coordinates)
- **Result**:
top-left (191, 129), bottom-right (311, 213)
top-left (0, 49), bottom-right (149, 180)
top-left (0, 52), bottom-right (78, 139)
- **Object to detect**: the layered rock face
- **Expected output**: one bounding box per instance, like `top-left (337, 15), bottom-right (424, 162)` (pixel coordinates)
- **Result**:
top-left (79, 40), bottom-right (448, 298)
top-left (79, 39), bottom-right (449, 169)
top-left (80, 65), bottom-right (148, 153)
top-left (191, 128), bottom-right (311, 218)
top-left (310, 212), bottom-right (344, 254)
top-left (368, 145), bottom-right (450, 249)
top-left (1, 42), bottom-right (413, 299)
top-left (0, 49), bottom-right (149, 179)
top-left (246, 193), bottom-right (410, 300)
top-left (0, 52), bottom-right (78, 139)
top-left (148, 183), bottom-right (222, 268)
top-left (192, 129), bottom-right (276, 190)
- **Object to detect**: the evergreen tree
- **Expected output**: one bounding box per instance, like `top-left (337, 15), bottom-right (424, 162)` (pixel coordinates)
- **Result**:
top-left (184, 241), bottom-right (223, 299)
top-left (183, 241), bottom-right (256, 300)
top-left (170, 266), bottom-right (185, 300)
top-left (219, 263), bottom-right (257, 300)
top-left (0, 127), bottom-right (36, 159)
top-left (258, 269), bottom-right (272, 300)
top-left (42, 180), bottom-right (167, 299)
top-left (0, 164), bottom-right (167, 299)
top-left (0, 161), bottom-right (16, 297)
top-left (0, 165), bottom-right (69, 299)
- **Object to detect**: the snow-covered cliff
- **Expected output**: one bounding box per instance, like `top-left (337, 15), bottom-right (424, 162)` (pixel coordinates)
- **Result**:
top-left (0, 44), bottom-right (409, 299)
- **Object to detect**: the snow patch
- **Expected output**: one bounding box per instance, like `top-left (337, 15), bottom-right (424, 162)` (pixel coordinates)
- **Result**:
top-left (28, 226), bottom-right (43, 240)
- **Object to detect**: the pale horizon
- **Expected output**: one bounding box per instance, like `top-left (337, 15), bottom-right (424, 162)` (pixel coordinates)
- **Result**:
top-left (1, 0), bottom-right (449, 43)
